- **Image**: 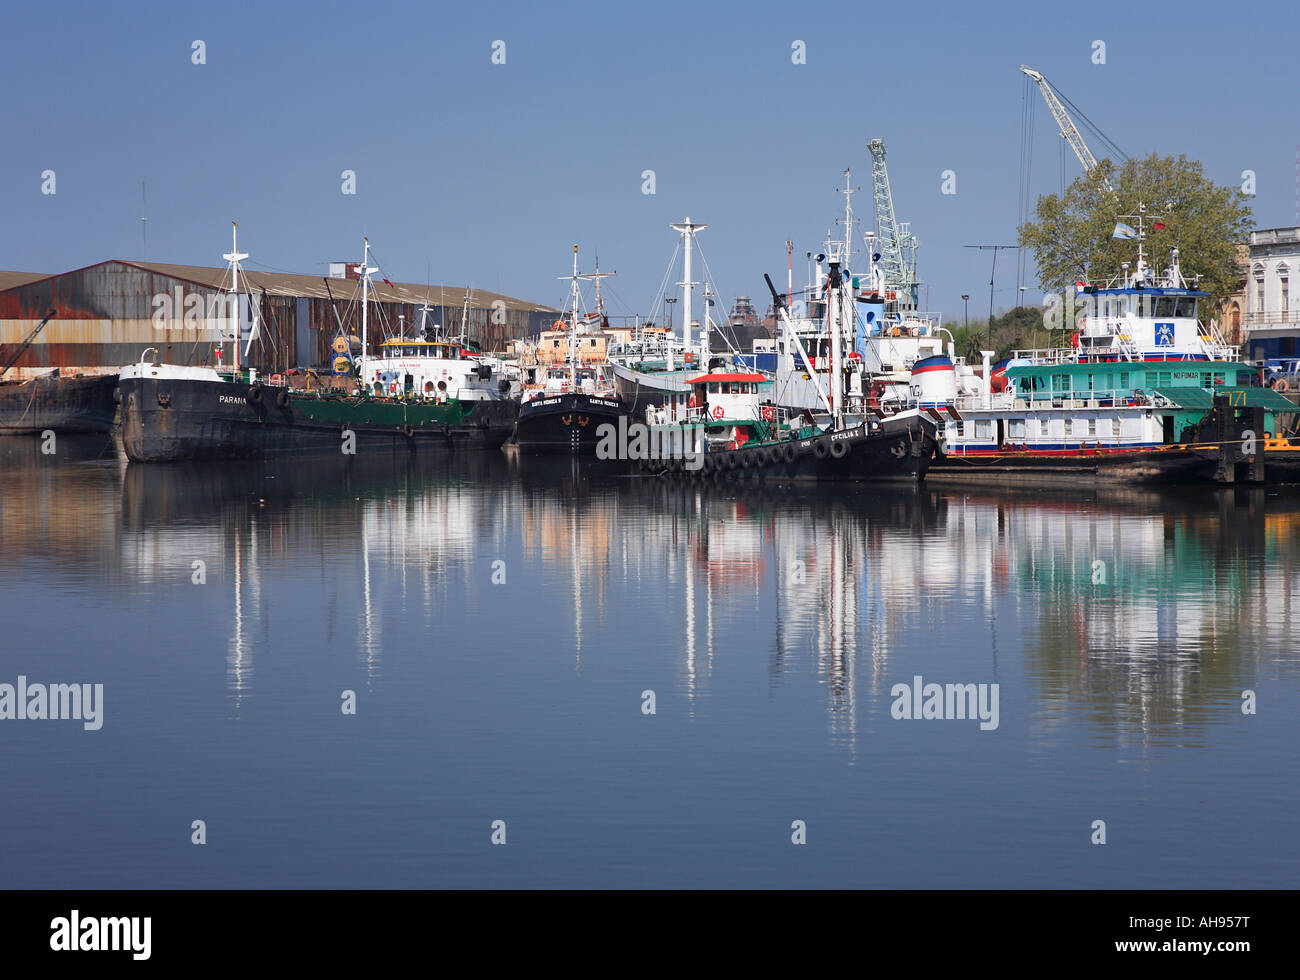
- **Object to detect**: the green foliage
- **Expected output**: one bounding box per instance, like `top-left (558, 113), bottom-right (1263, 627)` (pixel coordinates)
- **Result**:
top-left (1018, 154), bottom-right (1253, 309)
top-left (948, 306), bottom-right (1046, 362)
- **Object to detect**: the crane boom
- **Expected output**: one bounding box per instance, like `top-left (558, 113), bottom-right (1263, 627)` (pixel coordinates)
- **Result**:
top-left (866, 138), bottom-right (919, 309)
top-left (1019, 65), bottom-right (1114, 195)
top-left (0, 309), bottom-right (57, 379)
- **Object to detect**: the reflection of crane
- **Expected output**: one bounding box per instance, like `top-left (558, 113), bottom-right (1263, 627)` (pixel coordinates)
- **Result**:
top-left (0, 309), bottom-right (57, 379)
top-left (1019, 65), bottom-right (1124, 195)
top-left (866, 138), bottom-right (919, 310)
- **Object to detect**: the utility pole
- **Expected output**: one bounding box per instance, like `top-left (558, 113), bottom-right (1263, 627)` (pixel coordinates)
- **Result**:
top-left (965, 245), bottom-right (1018, 350)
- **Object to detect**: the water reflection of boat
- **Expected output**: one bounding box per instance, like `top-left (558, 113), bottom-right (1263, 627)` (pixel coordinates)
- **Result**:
top-left (10, 437), bottom-right (1292, 748)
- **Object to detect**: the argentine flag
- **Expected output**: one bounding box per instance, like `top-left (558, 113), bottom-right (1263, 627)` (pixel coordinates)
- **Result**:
top-left (1112, 222), bottom-right (1138, 240)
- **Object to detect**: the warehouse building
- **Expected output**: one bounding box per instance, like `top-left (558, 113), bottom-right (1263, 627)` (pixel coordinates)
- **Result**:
top-left (0, 260), bottom-right (559, 380)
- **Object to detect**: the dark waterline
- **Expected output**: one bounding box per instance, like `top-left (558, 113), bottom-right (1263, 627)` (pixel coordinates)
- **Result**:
top-left (1, 435), bottom-right (1296, 888)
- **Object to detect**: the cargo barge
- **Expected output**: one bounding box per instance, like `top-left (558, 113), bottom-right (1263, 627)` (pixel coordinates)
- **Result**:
top-left (0, 371), bottom-right (118, 435)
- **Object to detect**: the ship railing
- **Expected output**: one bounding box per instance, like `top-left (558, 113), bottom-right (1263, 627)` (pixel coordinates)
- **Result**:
top-left (1000, 387), bottom-right (1169, 410)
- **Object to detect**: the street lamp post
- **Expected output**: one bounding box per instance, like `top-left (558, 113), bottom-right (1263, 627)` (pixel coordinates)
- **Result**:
top-left (961, 294), bottom-right (969, 330)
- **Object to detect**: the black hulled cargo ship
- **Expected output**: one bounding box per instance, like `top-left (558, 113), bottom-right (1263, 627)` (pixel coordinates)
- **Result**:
top-left (118, 363), bottom-right (515, 462)
top-left (515, 245), bottom-right (629, 454)
top-left (516, 388), bottom-right (625, 454)
top-left (118, 228), bottom-right (517, 462)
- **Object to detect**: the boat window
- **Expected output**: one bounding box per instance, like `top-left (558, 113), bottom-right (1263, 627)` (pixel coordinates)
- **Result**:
top-left (1088, 418), bottom-right (1097, 437)
top-left (1153, 297), bottom-right (1177, 318)
top-left (1008, 419), bottom-right (1026, 440)
top-left (975, 420), bottom-right (993, 441)
top-left (1175, 297), bottom-right (1198, 318)
top-left (1120, 371), bottom-right (1130, 389)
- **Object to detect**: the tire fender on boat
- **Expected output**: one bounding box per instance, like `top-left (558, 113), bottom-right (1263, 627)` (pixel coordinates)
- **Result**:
top-left (830, 438), bottom-right (849, 459)
top-left (813, 439), bottom-right (830, 459)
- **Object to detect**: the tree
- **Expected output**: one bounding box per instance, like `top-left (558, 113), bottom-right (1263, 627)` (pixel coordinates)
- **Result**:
top-left (1018, 154), bottom-right (1253, 310)
top-left (948, 305), bottom-right (1046, 362)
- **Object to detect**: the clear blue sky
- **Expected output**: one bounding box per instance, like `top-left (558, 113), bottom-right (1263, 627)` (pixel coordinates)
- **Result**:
top-left (4, 0), bottom-right (1294, 325)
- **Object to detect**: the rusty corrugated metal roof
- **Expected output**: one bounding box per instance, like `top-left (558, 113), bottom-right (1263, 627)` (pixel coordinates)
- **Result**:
top-left (115, 260), bottom-right (559, 313)
top-left (0, 271), bottom-right (51, 291)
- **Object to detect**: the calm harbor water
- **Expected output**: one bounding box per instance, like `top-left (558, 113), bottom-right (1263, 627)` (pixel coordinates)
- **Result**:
top-left (1, 435), bottom-right (1297, 888)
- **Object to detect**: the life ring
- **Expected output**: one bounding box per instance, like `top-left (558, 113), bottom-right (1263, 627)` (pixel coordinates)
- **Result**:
top-left (688, 394), bottom-right (697, 409)
top-left (269, 374), bottom-right (284, 385)
top-left (1070, 332), bottom-right (1080, 349)
top-left (553, 320), bottom-right (566, 330)
top-left (711, 405), bottom-right (724, 420)
top-left (1275, 378), bottom-right (1289, 392)
top-left (762, 405), bottom-right (775, 421)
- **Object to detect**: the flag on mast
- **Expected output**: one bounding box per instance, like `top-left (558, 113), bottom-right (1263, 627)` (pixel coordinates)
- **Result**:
top-left (1112, 222), bottom-right (1138, 240)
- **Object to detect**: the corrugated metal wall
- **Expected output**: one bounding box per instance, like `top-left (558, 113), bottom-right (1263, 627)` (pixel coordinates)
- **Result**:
top-left (0, 261), bottom-right (553, 377)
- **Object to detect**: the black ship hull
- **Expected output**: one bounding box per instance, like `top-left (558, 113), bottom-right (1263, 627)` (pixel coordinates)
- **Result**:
top-left (646, 412), bottom-right (936, 483)
top-left (119, 376), bottom-right (517, 462)
top-left (0, 373), bottom-right (118, 434)
top-left (928, 446), bottom-right (1221, 486)
top-left (515, 392), bottom-right (628, 454)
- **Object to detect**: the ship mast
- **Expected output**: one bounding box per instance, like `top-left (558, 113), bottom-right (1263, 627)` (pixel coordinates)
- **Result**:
top-left (558, 244), bottom-right (582, 387)
top-left (670, 218), bottom-right (706, 354)
top-left (222, 221), bottom-right (247, 374)
top-left (582, 251), bottom-right (616, 318)
top-left (354, 238), bottom-right (377, 385)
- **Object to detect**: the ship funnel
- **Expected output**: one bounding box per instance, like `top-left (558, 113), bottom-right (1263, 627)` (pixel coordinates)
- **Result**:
top-left (910, 354), bottom-right (957, 408)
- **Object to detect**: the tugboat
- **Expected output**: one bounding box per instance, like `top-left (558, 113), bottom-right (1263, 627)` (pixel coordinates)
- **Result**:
top-left (515, 245), bottom-right (627, 454)
top-left (0, 310), bottom-right (119, 434)
top-left (645, 258), bottom-right (937, 483)
top-left (118, 225), bottom-right (517, 462)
